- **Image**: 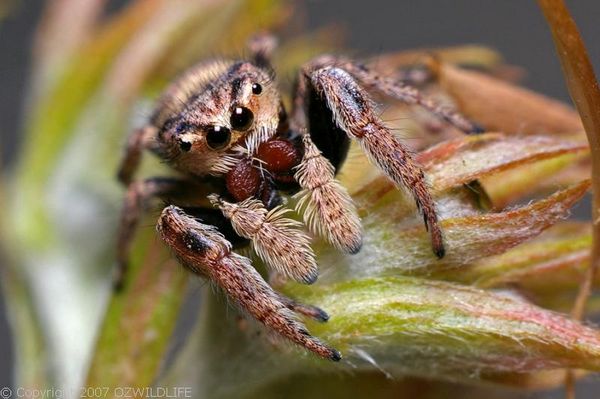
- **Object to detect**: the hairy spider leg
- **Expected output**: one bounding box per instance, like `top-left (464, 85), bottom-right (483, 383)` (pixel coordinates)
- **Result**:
top-left (115, 177), bottom-right (186, 289)
top-left (306, 55), bottom-right (484, 134)
top-left (158, 205), bottom-right (341, 361)
top-left (300, 65), bottom-right (445, 258)
top-left (117, 125), bottom-right (157, 185)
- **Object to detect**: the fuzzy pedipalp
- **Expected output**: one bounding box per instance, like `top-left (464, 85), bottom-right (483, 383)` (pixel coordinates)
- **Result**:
top-left (294, 135), bottom-right (363, 254)
top-left (208, 194), bottom-right (319, 284)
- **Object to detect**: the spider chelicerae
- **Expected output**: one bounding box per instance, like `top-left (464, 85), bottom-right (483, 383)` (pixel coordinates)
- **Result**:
top-left (116, 35), bottom-right (481, 361)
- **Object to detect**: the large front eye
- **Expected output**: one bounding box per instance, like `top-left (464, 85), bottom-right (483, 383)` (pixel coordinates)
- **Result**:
top-left (230, 106), bottom-right (254, 131)
top-left (206, 126), bottom-right (231, 150)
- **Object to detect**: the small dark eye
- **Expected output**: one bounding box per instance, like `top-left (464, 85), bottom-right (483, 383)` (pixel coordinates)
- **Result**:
top-left (251, 83), bottom-right (262, 95)
top-left (230, 107), bottom-right (254, 131)
top-left (179, 140), bottom-right (192, 152)
top-left (206, 126), bottom-right (231, 150)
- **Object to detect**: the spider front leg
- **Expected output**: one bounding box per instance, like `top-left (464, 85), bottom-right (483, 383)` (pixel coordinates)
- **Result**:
top-left (158, 205), bottom-right (340, 361)
top-left (307, 56), bottom-right (483, 134)
top-left (246, 32), bottom-right (277, 67)
top-left (303, 66), bottom-right (445, 258)
top-left (117, 125), bottom-right (156, 185)
top-left (116, 177), bottom-right (185, 289)
top-left (278, 295), bottom-right (330, 322)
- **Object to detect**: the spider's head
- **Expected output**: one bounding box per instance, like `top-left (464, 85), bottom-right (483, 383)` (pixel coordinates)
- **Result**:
top-left (159, 61), bottom-right (281, 176)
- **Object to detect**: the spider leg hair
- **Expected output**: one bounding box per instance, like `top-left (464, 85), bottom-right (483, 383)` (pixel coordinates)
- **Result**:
top-left (157, 205), bottom-right (340, 361)
top-left (115, 177), bottom-right (185, 290)
top-left (308, 56), bottom-right (483, 134)
top-left (294, 134), bottom-right (363, 254)
top-left (278, 294), bottom-right (330, 322)
top-left (208, 194), bottom-right (318, 284)
top-left (117, 125), bottom-right (156, 185)
top-left (306, 66), bottom-right (445, 258)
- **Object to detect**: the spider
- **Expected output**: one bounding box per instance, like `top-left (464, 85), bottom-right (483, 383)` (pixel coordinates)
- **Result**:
top-left (115, 35), bottom-right (481, 361)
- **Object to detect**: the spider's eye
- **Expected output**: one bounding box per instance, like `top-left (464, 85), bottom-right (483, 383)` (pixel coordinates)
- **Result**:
top-left (251, 83), bottom-right (262, 95)
top-left (206, 126), bottom-right (231, 150)
top-left (230, 106), bottom-right (254, 131)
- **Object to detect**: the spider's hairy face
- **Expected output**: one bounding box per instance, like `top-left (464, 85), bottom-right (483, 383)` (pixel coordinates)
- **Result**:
top-left (157, 61), bottom-right (281, 176)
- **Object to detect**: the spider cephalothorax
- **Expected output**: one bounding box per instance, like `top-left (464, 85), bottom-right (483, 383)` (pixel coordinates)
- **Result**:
top-left (116, 35), bottom-right (481, 361)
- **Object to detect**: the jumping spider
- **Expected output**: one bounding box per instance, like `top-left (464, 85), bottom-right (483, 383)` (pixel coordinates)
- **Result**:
top-left (116, 35), bottom-right (481, 361)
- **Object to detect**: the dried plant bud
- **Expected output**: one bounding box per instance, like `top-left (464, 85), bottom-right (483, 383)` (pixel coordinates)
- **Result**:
top-left (365, 45), bottom-right (504, 76)
top-left (436, 62), bottom-right (583, 135)
top-left (420, 134), bottom-right (588, 192)
top-left (352, 133), bottom-right (587, 208)
top-left (433, 222), bottom-right (591, 291)
top-left (317, 181), bottom-right (590, 283)
top-left (285, 276), bottom-right (600, 377)
top-left (483, 151), bottom-right (589, 208)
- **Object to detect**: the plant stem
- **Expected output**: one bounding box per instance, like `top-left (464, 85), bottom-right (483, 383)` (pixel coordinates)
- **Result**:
top-left (537, 1), bottom-right (600, 398)
top-left (538, 0), bottom-right (600, 326)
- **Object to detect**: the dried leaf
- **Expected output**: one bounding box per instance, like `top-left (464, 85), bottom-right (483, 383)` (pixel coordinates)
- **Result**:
top-left (422, 134), bottom-right (587, 192)
top-left (536, 156), bottom-right (591, 192)
top-left (316, 181), bottom-right (589, 282)
top-left (437, 62), bottom-right (583, 135)
top-left (366, 45), bottom-right (504, 75)
top-left (483, 151), bottom-right (588, 208)
top-left (432, 222), bottom-right (590, 289)
top-left (348, 133), bottom-right (587, 211)
top-left (538, 0), bottom-right (600, 323)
